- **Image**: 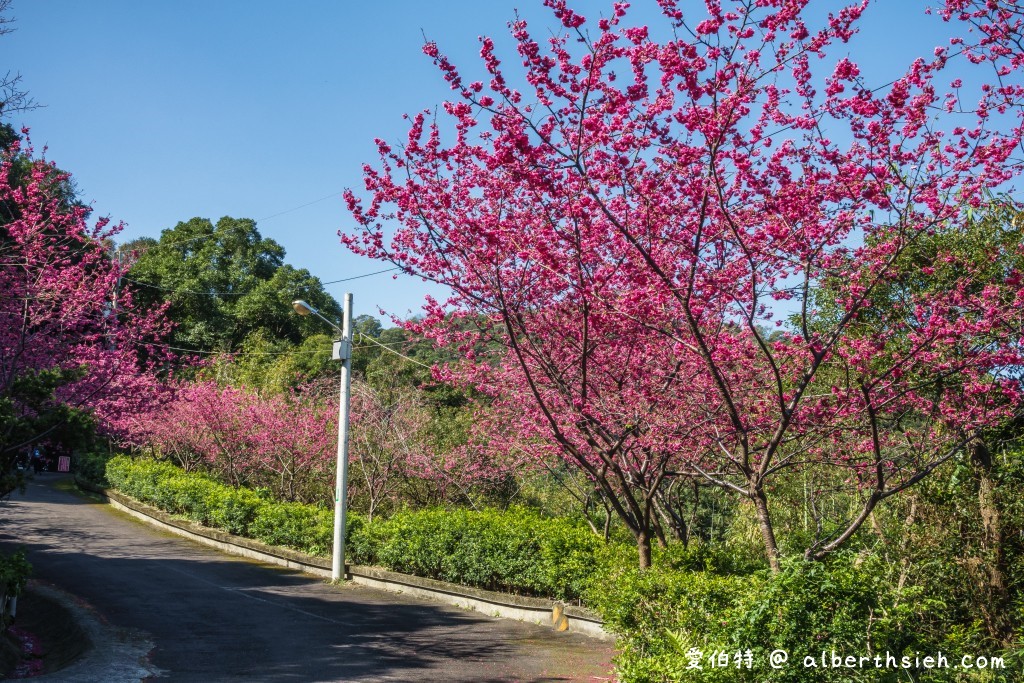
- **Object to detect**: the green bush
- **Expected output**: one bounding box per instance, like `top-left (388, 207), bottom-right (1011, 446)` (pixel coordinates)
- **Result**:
top-left (371, 508), bottom-right (540, 592)
top-left (349, 506), bottom-right (618, 601)
top-left (535, 516), bottom-right (612, 599)
top-left (586, 559), bottom-right (754, 683)
top-left (105, 456), bottom-right (366, 559)
top-left (250, 501), bottom-right (332, 555)
top-left (347, 510), bottom-right (387, 563)
top-left (586, 550), bottom-right (1020, 683)
top-left (0, 550), bottom-right (31, 598)
top-left (106, 456), bottom-right (181, 507)
top-left (74, 450), bottom-right (113, 486)
top-left (731, 554), bottom-right (912, 682)
top-left (208, 486), bottom-right (264, 536)
top-left (159, 473), bottom-right (215, 520)
top-left (0, 549), bottom-right (31, 631)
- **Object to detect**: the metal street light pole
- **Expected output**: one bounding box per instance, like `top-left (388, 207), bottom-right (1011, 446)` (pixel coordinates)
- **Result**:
top-left (292, 295), bottom-right (352, 581)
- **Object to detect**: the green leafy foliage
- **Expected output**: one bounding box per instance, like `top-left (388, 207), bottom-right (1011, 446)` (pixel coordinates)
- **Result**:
top-left (1, 367), bottom-right (97, 496)
top-left (0, 548), bottom-right (31, 631)
top-left (349, 506), bottom-right (617, 601)
top-left (104, 455), bottom-right (360, 557)
top-left (124, 216), bottom-right (340, 353)
top-left (0, 549), bottom-right (30, 598)
top-left (250, 501), bottom-right (333, 555)
top-left (207, 487), bottom-right (264, 535)
top-left (587, 561), bottom-right (753, 683)
top-left (74, 450), bottom-right (114, 487)
top-left (587, 550), bottom-right (1019, 683)
top-left (222, 332), bottom-right (336, 392)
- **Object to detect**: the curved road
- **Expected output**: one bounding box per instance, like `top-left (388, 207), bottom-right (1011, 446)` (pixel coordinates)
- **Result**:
top-left (0, 477), bottom-right (616, 682)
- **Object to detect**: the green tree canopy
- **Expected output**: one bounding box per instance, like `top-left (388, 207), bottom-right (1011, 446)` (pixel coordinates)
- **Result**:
top-left (124, 216), bottom-right (340, 352)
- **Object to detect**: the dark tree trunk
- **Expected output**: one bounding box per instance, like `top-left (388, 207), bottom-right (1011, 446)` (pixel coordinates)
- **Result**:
top-left (636, 530), bottom-right (652, 569)
top-left (969, 438), bottom-right (1013, 645)
top-left (752, 487), bottom-right (781, 573)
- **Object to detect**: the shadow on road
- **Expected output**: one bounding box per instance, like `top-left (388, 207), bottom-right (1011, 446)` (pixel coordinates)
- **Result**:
top-left (0, 480), bottom-right (613, 682)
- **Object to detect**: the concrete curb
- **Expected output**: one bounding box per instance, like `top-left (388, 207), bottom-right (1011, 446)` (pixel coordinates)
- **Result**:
top-left (76, 479), bottom-right (611, 640)
top-left (17, 581), bottom-right (164, 682)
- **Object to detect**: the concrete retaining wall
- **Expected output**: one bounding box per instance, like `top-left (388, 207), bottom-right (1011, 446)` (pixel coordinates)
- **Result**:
top-left (81, 481), bottom-right (611, 640)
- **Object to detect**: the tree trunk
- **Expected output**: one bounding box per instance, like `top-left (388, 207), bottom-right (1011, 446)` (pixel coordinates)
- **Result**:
top-left (752, 487), bottom-right (781, 573)
top-left (969, 438), bottom-right (1013, 645)
top-left (652, 488), bottom-right (689, 545)
top-left (895, 496), bottom-right (917, 595)
top-left (650, 511), bottom-right (668, 548)
top-left (636, 530), bottom-right (652, 569)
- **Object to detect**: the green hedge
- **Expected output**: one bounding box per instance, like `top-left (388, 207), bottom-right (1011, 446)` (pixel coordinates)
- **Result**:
top-left (104, 456), bottom-right (359, 557)
top-left (104, 455), bottom-right (620, 602)
top-left (584, 551), bottom-right (1017, 683)
top-left (348, 506), bottom-right (619, 601)
top-left (74, 450), bottom-right (113, 486)
top-left (250, 501), bottom-right (334, 556)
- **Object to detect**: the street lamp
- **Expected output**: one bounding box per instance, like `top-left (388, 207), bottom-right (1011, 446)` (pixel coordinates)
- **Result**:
top-left (292, 295), bottom-right (352, 582)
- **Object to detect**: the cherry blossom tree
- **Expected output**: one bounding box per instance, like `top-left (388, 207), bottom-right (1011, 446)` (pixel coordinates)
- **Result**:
top-left (138, 380), bottom-right (335, 502)
top-left (0, 137), bottom-right (167, 493)
top-left (348, 380), bottom-right (427, 520)
top-left (344, 0), bottom-right (1024, 568)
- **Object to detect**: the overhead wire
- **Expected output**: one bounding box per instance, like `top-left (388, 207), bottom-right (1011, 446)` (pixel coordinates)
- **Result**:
top-left (354, 332), bottom-right (433, 369)
top-left (123, 278), bottom-right (248, 296)
top-left (117, 190), bottom-right (347, 252)
top-left (322, 267), bottom-right (401, 284)
top-left (123, 266), bottom-right (402, 297)
top-left (138, 336), bottom-right (431, 367)
top-left (256, 191), bottom-right (344, 222)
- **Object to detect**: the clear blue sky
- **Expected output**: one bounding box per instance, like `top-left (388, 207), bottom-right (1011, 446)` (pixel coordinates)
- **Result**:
top-left (2, 1), bottom-right (972, 323)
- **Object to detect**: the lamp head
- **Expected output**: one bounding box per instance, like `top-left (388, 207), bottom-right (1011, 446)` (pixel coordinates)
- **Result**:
top-left (292, 299), bottom-right (314, 316)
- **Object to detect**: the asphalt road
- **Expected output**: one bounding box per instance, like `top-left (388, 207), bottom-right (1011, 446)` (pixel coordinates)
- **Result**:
top-left (0, 476), bottom-right (616, 682)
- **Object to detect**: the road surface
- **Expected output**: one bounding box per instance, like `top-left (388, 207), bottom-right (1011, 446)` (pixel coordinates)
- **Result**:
top-left (0, 476), bottom-right (616, 682)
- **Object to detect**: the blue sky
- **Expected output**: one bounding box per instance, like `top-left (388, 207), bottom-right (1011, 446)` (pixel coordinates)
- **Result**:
top-left (3, 1), bottom-right (971, 323)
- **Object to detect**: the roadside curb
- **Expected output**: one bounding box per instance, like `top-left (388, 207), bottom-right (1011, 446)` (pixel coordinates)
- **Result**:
top-left (75, 479), bottom-right (611, 640)
top-left (11, 581), bottom-right (163, 682)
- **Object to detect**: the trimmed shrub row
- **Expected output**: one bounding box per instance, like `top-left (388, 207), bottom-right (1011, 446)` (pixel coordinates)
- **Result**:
top-left (582, 552), bottom-right (1002, 683)
top-left (74, 450), bottom-right (112, 487)
top-left (348, 506), bottom-right (625, 601)
top-left (104, 456), bottom-right (355, 557)
top-left (103, 455), bottom-right (623, 602)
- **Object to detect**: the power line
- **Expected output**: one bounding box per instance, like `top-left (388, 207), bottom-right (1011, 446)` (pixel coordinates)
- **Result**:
top-left (114, 191), bottom-right (344, 253)
top-left (356, 332), bottom-right (433, 369)
top-left (139, 337), bottom-right (428, 361)
top-left (256, 192), bottom-right (344, 222)
top-left (123, 278), bottom-right (249, 297)
top-left (123, 266), bottom-right (401, 297)
top-left (322, 267), bottom-right (401, 284)
top-left (142, 342), bottom-right (304, 356)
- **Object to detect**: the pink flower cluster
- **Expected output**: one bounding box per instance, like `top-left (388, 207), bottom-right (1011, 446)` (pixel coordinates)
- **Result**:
top-left (0, 139), bottom-right (169, 456)
top-left (344, 0), bottom-right (1024, 566)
